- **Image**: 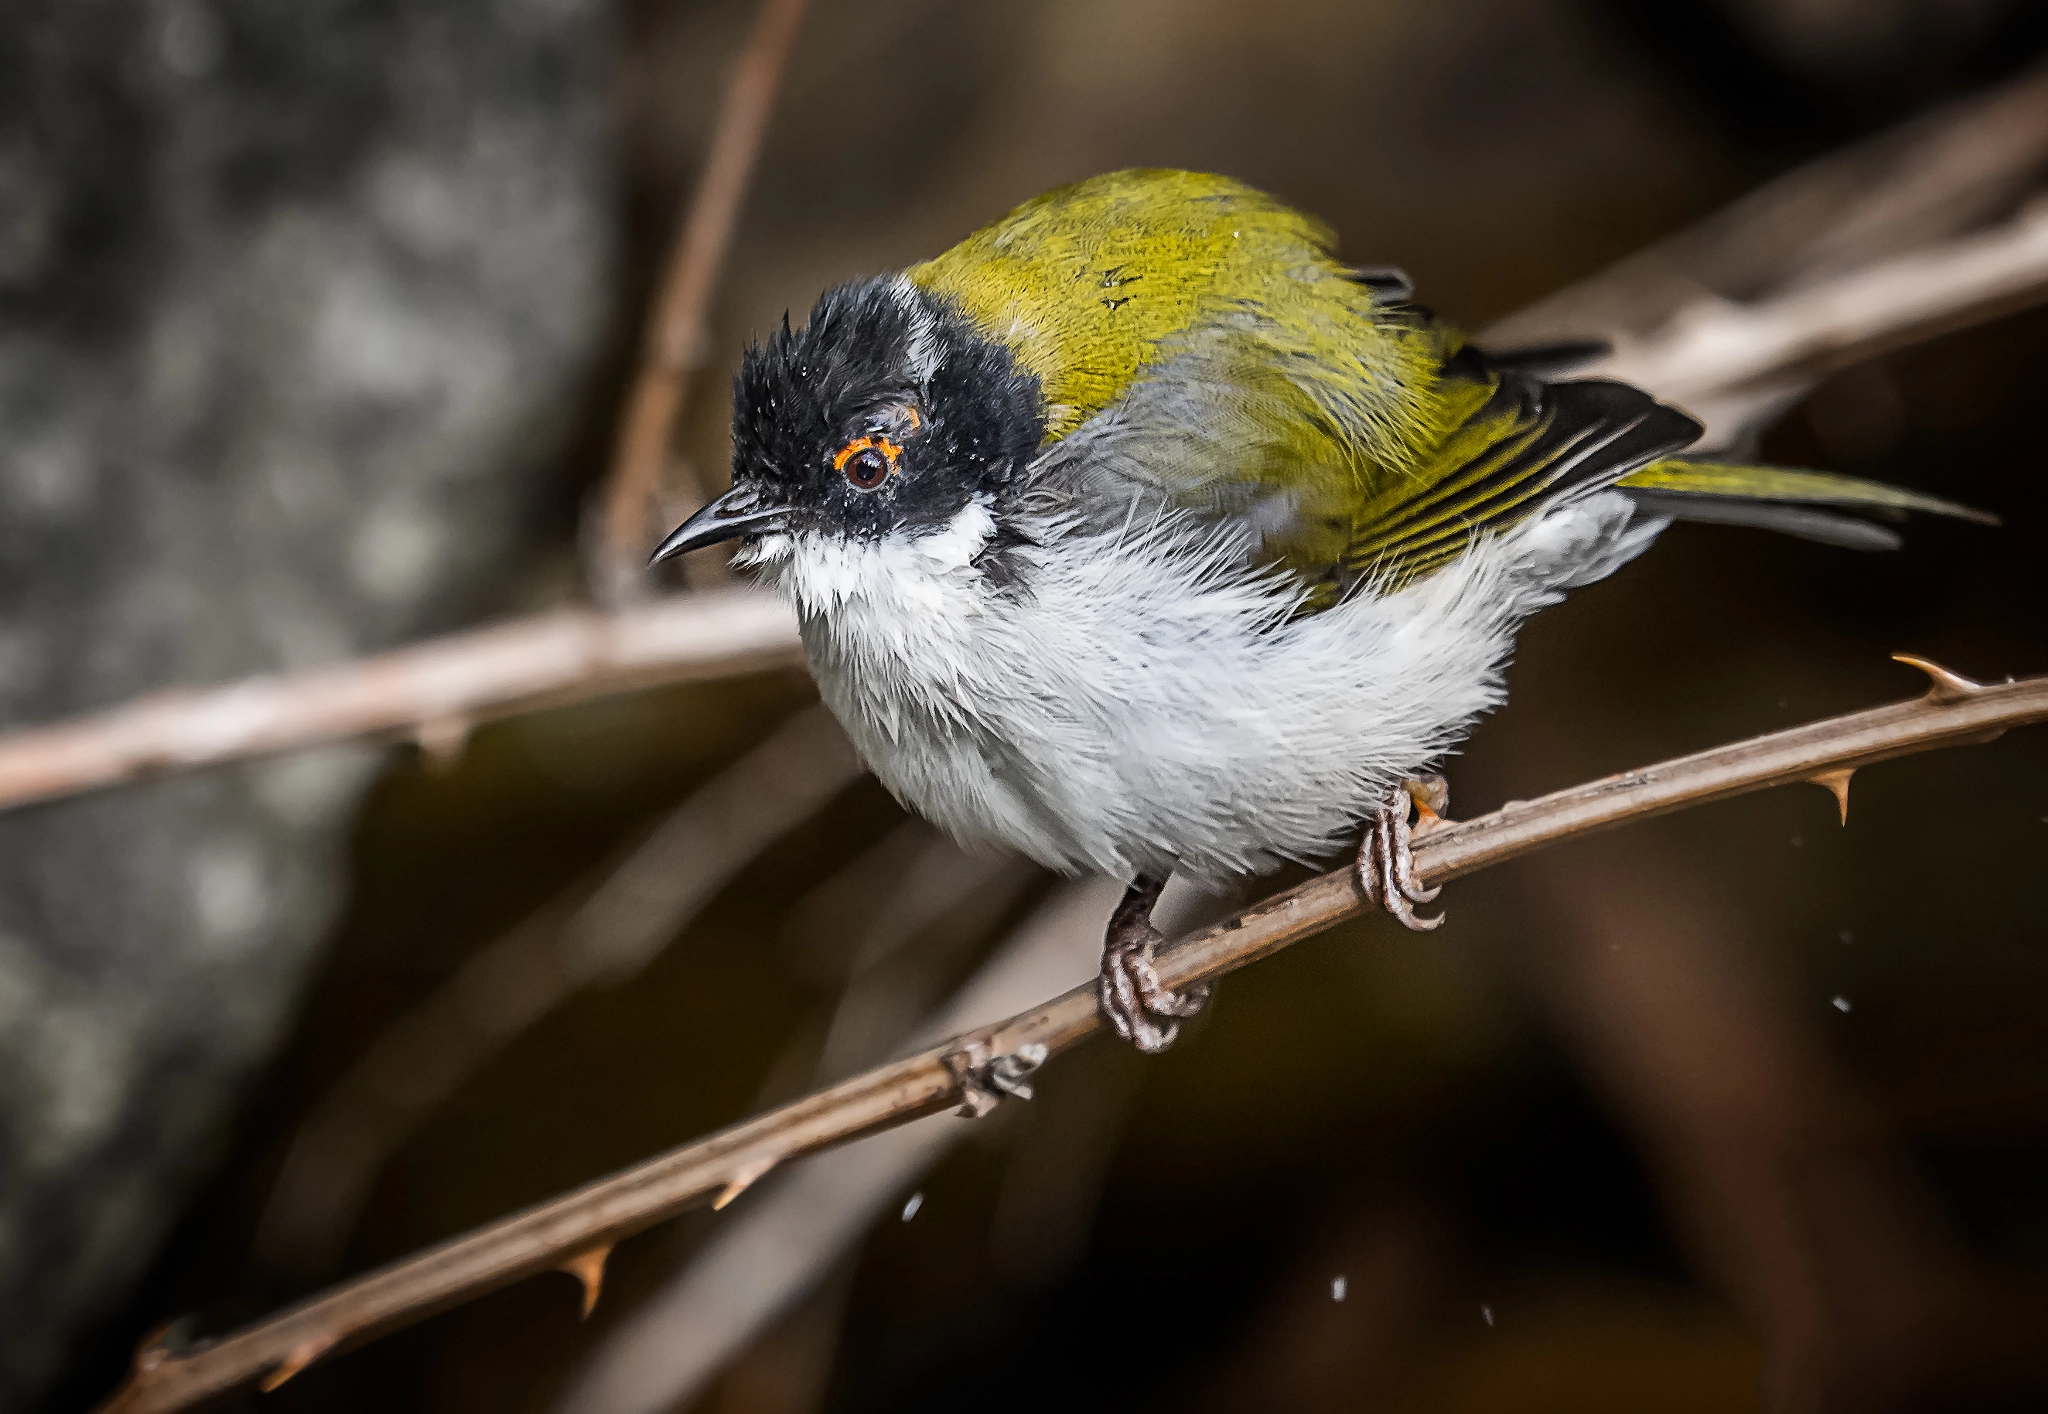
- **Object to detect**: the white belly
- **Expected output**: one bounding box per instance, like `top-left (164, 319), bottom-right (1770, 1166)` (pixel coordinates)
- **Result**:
top-left (754, 495), bottom-right (1647, 886)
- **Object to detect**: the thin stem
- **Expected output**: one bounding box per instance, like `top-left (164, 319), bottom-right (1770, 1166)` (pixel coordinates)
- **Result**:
top-left (592, 0), bottom-right (813, 601)
top-left (0, 589), bottom-right (802, 814)
top-left (95, 666), bottom-right (2048, 1412)
top-left (3, 95), bottom-right (2043, 814)
top-left (249, 706), bottom-right (863, 1280)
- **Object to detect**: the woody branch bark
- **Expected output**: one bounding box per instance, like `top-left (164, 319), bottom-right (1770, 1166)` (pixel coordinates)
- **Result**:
top-left (4, 200), bottom-right (2035, 816)
top-left (0, 589), bottom-right (802, 814)
top-left (1487, 57), bottom-right (2048, 348)
top-left (96, 663), bottom-right (2048, 1412)
top-left (591, 0), bottom-right (812, 602)
top-left (249, 706), bottom-right (864, 1280)
top-left (1592, 196), bottom-right (2048, 441)
top-left (3, 72), bottom-right (2046, 814)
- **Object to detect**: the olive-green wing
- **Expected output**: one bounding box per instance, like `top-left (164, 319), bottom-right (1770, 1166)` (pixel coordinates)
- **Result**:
top-left (1338, 346), bottom-right (1704, 589)
top-left (927, 170), bottom-right (1992, 600)
top-left (1033, 302), bottom-right (1705, 609)
top-left (1037, 301), bottom-right (1994, 604)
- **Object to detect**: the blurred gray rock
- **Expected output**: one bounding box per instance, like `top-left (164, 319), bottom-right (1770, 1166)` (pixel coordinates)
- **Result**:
top-left (0, 0), bottom-right (613, 1397)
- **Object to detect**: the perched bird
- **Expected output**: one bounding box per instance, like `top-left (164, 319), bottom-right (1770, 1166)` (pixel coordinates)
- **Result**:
top-left (655, 169), bottom-right (1988, 1057)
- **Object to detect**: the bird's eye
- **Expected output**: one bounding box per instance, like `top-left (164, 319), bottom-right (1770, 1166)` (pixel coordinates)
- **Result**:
top-left (833, 436), bottom-right (900, 491)
top-left (844, 448), bottom-right (889, 489)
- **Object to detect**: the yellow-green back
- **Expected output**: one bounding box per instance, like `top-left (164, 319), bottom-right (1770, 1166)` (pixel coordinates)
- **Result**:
top-left (911, 170), bottom-right (1475, 599)
top-left (911, 171), bottom-right (1988, 603)
top-left (909, 170), bottom-right (1441, 454)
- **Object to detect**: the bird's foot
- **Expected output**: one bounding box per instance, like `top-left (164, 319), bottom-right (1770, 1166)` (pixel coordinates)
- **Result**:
top-left (1097, 876), bottom-right (1211, 1054)
top-left (1357, 773), bottom-right (1449, 932)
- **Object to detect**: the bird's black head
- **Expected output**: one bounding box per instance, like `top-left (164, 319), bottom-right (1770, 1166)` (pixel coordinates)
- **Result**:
top-left (652, 277), bottom-right (1044, 563)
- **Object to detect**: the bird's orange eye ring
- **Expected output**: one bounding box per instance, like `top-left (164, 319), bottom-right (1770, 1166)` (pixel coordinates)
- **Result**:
top-left (833, 435), bottom-right (901, 491)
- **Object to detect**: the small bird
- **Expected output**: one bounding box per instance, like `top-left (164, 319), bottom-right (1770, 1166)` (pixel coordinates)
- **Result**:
top-left (655, 169), bottom-right (1988, 1055)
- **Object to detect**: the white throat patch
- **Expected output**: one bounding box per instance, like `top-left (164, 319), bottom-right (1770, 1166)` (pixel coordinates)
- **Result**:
top-left (746, 496), bottom-right (997, 623)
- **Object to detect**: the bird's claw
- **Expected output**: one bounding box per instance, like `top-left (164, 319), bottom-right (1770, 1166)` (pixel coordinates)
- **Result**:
top-left (943, 1037), bottom-right (1050, 1118)
top-left (1098, 928), bottom-right (1210, 1054)
top-left (1095, 875), bottom-right (1212, 1053)
top-left (1357, 774), bottom-right (1448, 932)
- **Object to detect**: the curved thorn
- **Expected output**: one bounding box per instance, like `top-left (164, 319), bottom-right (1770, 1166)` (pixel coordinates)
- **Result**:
top-left (1892, 653), bottom-right (1983, 704)
top-left (713, 1154), bottom-right (777, 1210)
top-left (559, 1244), bottom-right (612, 1319)
top-left (260, 1335), bottom-right (336, 1393)
top-left (131, 1321), bottom-right (180, 1374)
top-left (412, 714), bottom-right (473, 771)
top-left (1808, 767), bottom-right (1854, 825)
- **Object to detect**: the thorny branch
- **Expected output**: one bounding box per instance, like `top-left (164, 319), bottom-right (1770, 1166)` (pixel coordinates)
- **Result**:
top-left (250, 706), bottom-right (864, 1279)
top-left (592, 0), bottom-right (813, 602)
top-left (97, 661), bottom-right (2048, 1412)
top-left (550, 877), bottom-right (1119, 1414)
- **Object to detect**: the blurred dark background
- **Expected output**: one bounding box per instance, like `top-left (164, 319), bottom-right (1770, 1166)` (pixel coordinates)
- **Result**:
top-left (5, 0), bottom-right (2047, 1410)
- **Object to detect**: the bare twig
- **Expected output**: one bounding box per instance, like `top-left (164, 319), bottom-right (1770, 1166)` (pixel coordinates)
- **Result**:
top-left (592, 0), bottom-right (813, 602)
top-left (251, 706), bottom-right (862, 1279)
top-left (551, 879), bottom-right (1120, 1414)
top-left (96, 663), bottom-right (2048, 1412)
top-left (556, 870), bottom-right (1204, 1414)
top-left (5, 89), bottom-right (2045, 815)
top-left (807, 843), bottom-right (1039, 1087)
top-left (1595, 199), bottom-right (2048, 441)
top-left (1488, 58), bottom-right (2048, 347)
top-left (0, 588), bottom-right (802, 814)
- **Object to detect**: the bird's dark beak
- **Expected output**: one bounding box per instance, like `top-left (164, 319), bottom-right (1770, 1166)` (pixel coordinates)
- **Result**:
top-left (650, 484), bottom-right (791, 564)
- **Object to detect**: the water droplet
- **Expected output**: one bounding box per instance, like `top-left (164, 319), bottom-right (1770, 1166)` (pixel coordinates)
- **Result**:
top-left (1790, 834), bottom-right (1803, 848)
top-left (900, 1192), bottom-right (923, 1221)
top-left (1831, 995), bottom-right (1852, 1013)
top-left (1776, 698), bottom-right (1789, 709)
top-left (1331, 1276), bottom-right (1347, 1301)
top-left (1481, 1303), bottom-right (1495, 1327)
top-left (1838, 929), bottom-right (1854, 946)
